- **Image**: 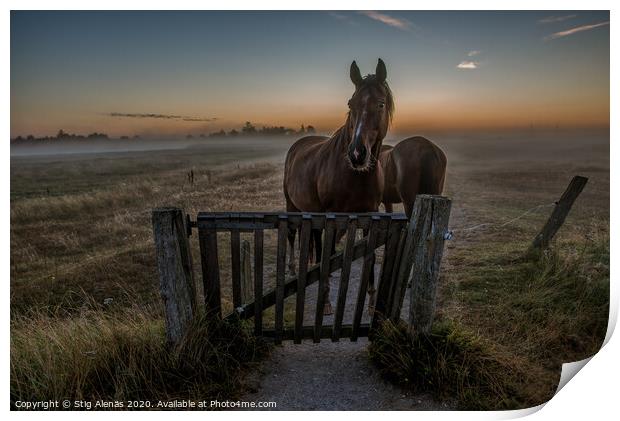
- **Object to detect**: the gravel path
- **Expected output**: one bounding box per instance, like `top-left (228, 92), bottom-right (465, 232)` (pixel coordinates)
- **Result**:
top-left (241, 339), bottom-right (449, 410)
top-left (240, 252), bottom-right (450, 410)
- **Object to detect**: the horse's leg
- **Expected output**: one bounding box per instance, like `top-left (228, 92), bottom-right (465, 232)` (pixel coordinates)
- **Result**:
top-left (403, 201), bottom-right (414, 220)
top-left (400, 178), bottom-right (419, 219)
top-left (311, 229), bottom-right (333, 315)
top-left (323, 229), bottom-right (346, 316)
top-left (363, 227), bottom-right (377, 315)
top-left (287, 227), bottom-right (297, 276)
top-left (308, 235), bottom-right (314, 263)
top-left (285, 197), bottom-right (299, 276)
top-left (312, 229), bottom-right (322, 264)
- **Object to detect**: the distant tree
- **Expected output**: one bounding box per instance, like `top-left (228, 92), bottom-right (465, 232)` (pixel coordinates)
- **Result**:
top-left (306, 125), bottom-right (316, 134)
top-left (56, 129), bottom-right (68, 139)
top-left (229, 129), bottom-right (239, 137)
top-left (242, 121), bottom-right (257, 135)
top-left (133, 135), bottom-right (141, 139)
top-left (26, 135), bottom-right (35, 141)
top-left (209, 129), bottom-right (226, 138)
top-left (87, 132), bottom-right (109, 139)
top-left (186, 134), bottom-right (194, 139)
top-left (299, 124), bottom-right (305, 134)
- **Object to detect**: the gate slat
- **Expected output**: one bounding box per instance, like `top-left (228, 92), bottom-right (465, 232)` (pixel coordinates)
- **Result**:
top-left (274, 215), bottom-right (288, 344)
top-left (351, 215), bottom-right (380, 341)
top-left (386, 226), bottom-right (407, 320)
top-left (314, 214), bottom-right (336, 343)
top-left (198, 220), bottom-right (221, 318)
top-left (227, 232), bottom-right (387, 320)
top-left (371, 220), bottom-right (403, 329)
top-left (230, 228), bottom-right (242, 309)
top-left (332, 216), bottom-right (358, 341)
top-left (253, 227), bottom-right (264, 336)
top-left (294, 214), bottom-right (312, 344)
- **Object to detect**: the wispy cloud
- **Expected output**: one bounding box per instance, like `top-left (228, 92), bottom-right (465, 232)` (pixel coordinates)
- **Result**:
top-left (181, 117), bottom-right (218, 122)
top-left (358, 11), bottom-right (412, 31)
top-left (538, 14), bottom-right (578, 24)
top-left (109, 112), bottom-right (217, 122)
top-left (327, 12), bottom-right (358, 25)
top-left (457, 61), bottom-right (478, 70)
top-left (545, 21), bottom-right (610, 40)
top-left (467, 50), bottom-right (481, 57)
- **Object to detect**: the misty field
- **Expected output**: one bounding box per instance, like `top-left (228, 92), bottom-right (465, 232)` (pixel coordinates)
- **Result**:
top-left (10, 130), bottom-right (609, 409)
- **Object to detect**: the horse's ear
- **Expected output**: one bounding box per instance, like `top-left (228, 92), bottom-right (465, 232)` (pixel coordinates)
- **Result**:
top-left (350, 61), bottom-right (363, 87)
top-left (376, 58), bottom-right (387, 83)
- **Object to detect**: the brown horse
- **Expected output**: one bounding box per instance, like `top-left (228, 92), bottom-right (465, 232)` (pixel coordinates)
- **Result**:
top-left (380, 137), bottom-right (447, 217)
top-left (284, 59), bottom-right (394, 314)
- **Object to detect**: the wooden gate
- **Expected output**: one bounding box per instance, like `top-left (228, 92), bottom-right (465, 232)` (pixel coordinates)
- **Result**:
top-left (197, 211), bottom-right (409, 344)
top-left (152, 195), bottom-right (452, 346)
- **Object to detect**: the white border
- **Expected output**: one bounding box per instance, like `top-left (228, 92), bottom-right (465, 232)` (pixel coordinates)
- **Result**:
top-left (4, 2), bottom-right (616, 420)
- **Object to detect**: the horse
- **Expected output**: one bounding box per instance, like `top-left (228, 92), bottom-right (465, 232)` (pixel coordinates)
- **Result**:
top-left (283, 58), bottom-right (394, 314)
top-left (379, 137), bottom-right (447, 217)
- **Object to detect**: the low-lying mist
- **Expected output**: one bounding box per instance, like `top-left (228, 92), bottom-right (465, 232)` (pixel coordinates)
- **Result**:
top-left (9, 136), bottom-right (300, 158)
top-left (10, 128), bottom-right (609, 169)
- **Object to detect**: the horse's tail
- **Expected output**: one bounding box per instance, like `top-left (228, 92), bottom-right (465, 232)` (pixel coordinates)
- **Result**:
top-left (419, 144), bottom-right (447, 195)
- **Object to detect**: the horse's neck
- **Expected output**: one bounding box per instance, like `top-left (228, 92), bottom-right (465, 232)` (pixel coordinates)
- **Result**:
top-left (322, 125), bottom-right (350, 156)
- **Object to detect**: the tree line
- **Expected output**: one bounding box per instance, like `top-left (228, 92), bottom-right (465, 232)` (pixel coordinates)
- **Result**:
top-left (12, 122), bottom-right (317, 143)
top-left (11, 129), bottom-right (136, 143)
top-left (186, 122), bottom-right (316, 139)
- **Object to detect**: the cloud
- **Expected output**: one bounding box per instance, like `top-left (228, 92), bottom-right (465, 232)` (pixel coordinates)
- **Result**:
top-left (538, 14), bottom-right (578, 24)
top-left (467, 50), bottom-right (481, 57)
top-left (457, 61), bottom-right (478, 70)
top-left (358, 11), bottom-right (412, 31)
top-left (109, 112), bottom-right (217, 122)
top-left (545, 21), bottom-right (610, 40)
top-left (327, 11), bottom-right (358, 26)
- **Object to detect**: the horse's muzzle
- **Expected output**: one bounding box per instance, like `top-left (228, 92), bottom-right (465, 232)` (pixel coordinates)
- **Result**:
top-left (348, 145), bottom-right (368, 169)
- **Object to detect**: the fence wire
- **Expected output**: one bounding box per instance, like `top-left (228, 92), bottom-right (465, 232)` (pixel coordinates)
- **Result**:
top-left (445, 202), bottom-right (556, 239)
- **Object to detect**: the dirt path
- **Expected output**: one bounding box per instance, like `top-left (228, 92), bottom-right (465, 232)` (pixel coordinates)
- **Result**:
top-left (240, 257), bottom-right (451, 410)
top-left (241, 338), bottom-right (450, 410)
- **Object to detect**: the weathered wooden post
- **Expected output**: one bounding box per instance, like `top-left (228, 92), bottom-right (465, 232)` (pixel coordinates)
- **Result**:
top-left (388, 195), bottom-right (451, 334)
top-left (407, 196), bottom-right (451, 335)
top-left (531, 175), bottom-right (588, 251)
top-left (152, 207), bottom-right (196, 346)
top-left (240, 239), bottom-right (253, 303)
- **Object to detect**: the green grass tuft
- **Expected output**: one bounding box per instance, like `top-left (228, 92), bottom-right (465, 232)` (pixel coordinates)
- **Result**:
top-left (369, 319), bottom-right (529, 410)
top-left (370, 236), bottom-right (609, 410)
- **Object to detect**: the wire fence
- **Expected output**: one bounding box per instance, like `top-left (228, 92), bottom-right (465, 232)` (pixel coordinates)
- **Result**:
top-left (445, 202), bottom-right (556, 240)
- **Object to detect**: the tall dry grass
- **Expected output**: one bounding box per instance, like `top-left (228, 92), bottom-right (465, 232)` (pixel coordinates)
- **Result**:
top-left (11, 301), bottom-right (270, 406)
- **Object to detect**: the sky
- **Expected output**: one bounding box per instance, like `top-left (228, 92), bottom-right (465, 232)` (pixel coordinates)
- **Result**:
top-left (10, 10), bottom-right (610, 138)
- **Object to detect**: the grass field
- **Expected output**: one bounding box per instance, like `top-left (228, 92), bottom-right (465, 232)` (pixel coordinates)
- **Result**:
top-left (10, 129), bottom-right (609, 408)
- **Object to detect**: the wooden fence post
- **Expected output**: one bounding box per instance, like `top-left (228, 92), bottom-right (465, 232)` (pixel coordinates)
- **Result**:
top-left (389, 195), bottom-right (451, 328)
top-left (531, 175), bottom-right (588, 251)
top-left (240, 239), bottom-right (253, 303)
top-left (407, 196), bottom-right (452, 335)
top-left (152, 207), bottom-right (196, 346)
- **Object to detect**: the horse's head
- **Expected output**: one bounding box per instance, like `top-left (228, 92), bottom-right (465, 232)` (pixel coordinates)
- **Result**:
top-left (345, 58), bottom-right (394, 171)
